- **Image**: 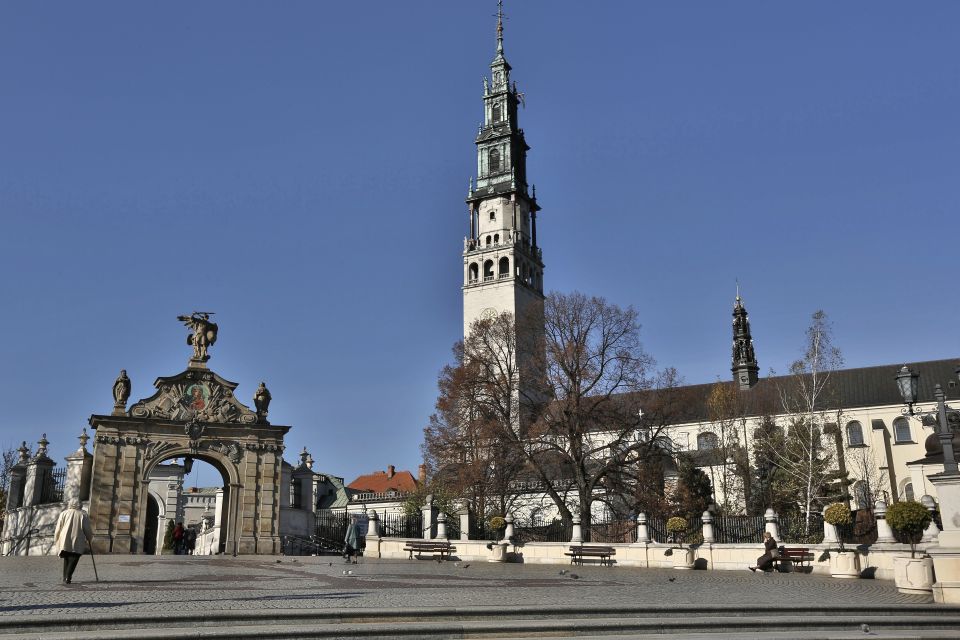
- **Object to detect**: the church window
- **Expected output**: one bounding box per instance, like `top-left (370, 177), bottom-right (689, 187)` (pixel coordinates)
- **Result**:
top-left (846, 421), bottom-right (864, 447)
top-left (489, 148), bottom-right (500, 173)
top-left (483, 260), bottom-right (494, 281)
top-left (901, 481), bottom-right (915, 502)
top-left (492, 102), bottom-right (502, 123)
top-left (494, 234), bottom-right (499, 244)
top-left (498, 257), bottom-right (509, 277)
top-left (697, 432), bottom-right (718, 451)
top-left (469, 262), bottom-right (478, 282)
top-left (489, 210), bottom-right (496, 221)
top-left (893, 417), bottom-right (912, 443)
top-left (485, 235), bottom-right (492, 246)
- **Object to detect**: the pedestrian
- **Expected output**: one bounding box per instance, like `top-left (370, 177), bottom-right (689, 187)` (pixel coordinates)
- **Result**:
top-left (173, 521), bottom-right (184, 555)
top-left (54, 499), bottom-right (93, 584)
top-left (344, 515), bottom-right (359, 564)
top-left (749, 531), bottom-right (779, 573)
top-left (186, 526), bottom-right (197, 555)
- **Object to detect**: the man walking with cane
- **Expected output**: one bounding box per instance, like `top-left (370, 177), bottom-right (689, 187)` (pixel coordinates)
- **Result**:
top-left (54, 499), bottom-right (94, 584)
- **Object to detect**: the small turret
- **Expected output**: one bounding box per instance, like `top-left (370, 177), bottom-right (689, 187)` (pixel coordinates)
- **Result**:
top-left (731, 291), bottom-right (759, 390)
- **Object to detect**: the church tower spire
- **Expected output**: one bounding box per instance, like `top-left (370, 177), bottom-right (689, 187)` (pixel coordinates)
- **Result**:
top-left (463, 1), bottom-right (544, 336)
top-left (731, 291), bottom-right (759, 390)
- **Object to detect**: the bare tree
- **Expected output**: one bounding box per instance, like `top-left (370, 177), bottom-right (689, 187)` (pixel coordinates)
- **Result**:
top-left (700, 382), bottom-right (751, 515)
top-left (762, 310), bottom-right (843, 534)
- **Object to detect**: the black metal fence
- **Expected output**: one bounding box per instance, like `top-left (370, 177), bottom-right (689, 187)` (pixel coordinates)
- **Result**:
top-left (836, 509), bottom-right (878, 546)
top-left (512, 517), bottom-right (570, 543)
top-left (713, 515), bottom-right (765, 544)
top-left (314, 511), bottom-right (349, 549)
top-left (646, 516), bottom-right (703, 545)
top-left (779, 512), bottom-right (825, 544)
top-left (281, 534), bottom-right (325, 556)
top-left (588, 519), bottom-right (636, 543)
top-left (469, 515), bottom-right (499, 541)
top-left (40, 467), bottom-right (66, 504)
top-left (444, 513), bottom-right (461, 540)
top-left (379, 512), bottom-right (424, 539)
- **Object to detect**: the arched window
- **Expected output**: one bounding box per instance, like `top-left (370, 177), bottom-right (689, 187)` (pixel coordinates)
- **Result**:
top-left (469, 263), bottom-right (478, 282)
top-left (498, 257), bottom-right (509, 277)
top-left (901, 481), bottom-right (915, 502)
top-left (489, 209), bottom-right (496, 221)
top-left (488, 148), bottom-right (501, 173)
top-left (483, 259), bottom-right (494, 281)
top-left (493, 233), bottom-right (499, 244)
top-left (846, 421), bottom-right (864, 447)
top-left (485, 235), bottom-right (492, 246)
top-left (492, 102), bottom-right (502, 123)
top-left (893, 417), bottom-right (912, 443)
top-left (697, 432), bottom-right (718, 451)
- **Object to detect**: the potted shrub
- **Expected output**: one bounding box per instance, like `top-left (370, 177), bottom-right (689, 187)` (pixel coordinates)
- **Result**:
top-left (486, 516), bottom-right (509, 562)
top-left (886, 500), bottom-right (934, 594)
top-left (823, 502), bottom-right (860, 578)
top-left (666, 516), bottom-right (695, 569)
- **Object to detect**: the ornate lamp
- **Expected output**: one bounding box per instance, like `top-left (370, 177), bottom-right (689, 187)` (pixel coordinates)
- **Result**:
top-left (896, 365), bottom-right (920, 414)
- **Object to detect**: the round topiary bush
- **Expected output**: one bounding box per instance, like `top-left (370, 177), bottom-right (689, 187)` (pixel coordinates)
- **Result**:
top-left (666, 516), bottom-right (687, 546)
top-left (823, 502), bottom-right (852, 527)
top-left (886, 500), bottom-right (931, 557)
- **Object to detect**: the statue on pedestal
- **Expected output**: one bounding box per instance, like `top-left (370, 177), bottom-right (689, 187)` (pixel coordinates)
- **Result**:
top-left (113, 369), bottom-right (131, 414)
top-left (254, 382), bottom-right (272, 423)
top-left (177, 312), bottom-right (218, 364)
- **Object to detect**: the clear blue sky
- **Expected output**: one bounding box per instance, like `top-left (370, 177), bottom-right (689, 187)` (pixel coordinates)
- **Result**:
top-left (1, 1), bottom-right (958, 486)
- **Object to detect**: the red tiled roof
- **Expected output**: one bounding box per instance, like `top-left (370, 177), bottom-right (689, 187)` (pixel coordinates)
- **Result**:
top-left (347, 469), bottom-right (418, 493)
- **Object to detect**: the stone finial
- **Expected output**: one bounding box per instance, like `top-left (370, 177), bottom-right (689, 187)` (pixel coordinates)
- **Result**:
top-left (35, 434), bottom-right (49, 460)
top-left (17, 441), bottom-right (29, 464)
top-left (254, 381), bottom-right (272, 423)
top-left (112, 369), bottom-right (131, 415)
top-left (299, 446), bottom-right (309, 468)
top-left (305, 453), bottom-right (314, 470)
top-left (78, 428), bottom-right (90, 453)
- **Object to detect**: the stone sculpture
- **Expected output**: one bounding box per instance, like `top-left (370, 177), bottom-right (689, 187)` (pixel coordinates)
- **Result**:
top-left (177, 312), bottom-right (218, 363)
top-left (254, 382), bottom-right (272, 422)
top-left (112, 369), bottom-right (131, 412)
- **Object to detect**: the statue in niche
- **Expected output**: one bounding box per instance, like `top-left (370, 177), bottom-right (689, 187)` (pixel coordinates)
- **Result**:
top-left (177, 312), bottom-right (218, 362)
top-left (254, 382), bottom-right (272, 422)
top-left (113, 369), bottom-right (131, 411)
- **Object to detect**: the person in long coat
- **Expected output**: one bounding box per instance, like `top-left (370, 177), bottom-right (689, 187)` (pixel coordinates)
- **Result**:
top-left (54, 499), bottom-right (93, 584)
top-left (749, 531), bottom-right (779, 573)
top-left (343, 516), bottom-right (360, 564)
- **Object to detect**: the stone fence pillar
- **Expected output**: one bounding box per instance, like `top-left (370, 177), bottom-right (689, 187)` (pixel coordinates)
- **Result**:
top-left (436, 512), bottom-right (448, 540)
top-left (64, 429), bottom-right (93, 505)
top-left (822, 506), bottom-right (839, 545)
top-left (504, 514), bottom-right (515, 541)
top-left (6, 442), bottom-right (29, 510)
top-left (421, 496), bottom-right (435, 539)
top-left (764, 508), bottom-right (781, 541)
top-left (366, 509), bottom-right (380, 538)
top-left (570, 517), bottom-right (583, 543)
top-left (23, 435), bottom-right (54, 507)
top-left (458, 509), bottom-right (470, 541)
top-left (874, 500), bottom-right (895, 543)
top-left (921, 495), bottom-right (941, 542)
top-left (701, 510), bottom-right (715, 543)
top-left (636, 513), bottom-right (651, 543)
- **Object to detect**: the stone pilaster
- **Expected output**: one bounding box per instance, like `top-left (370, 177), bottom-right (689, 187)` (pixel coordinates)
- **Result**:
top-left (64, 429), bottom-right (93, 504)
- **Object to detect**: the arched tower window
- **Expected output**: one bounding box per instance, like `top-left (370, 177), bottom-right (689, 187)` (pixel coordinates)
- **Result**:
top-left (492, 102), bottom-right (502, 123)
top-left (493, 233), bottom-right (499, 244)
top-left (498, 257), bottom-right (509, 277)
top-left (485, 235), bottom-right (492, 246)
top-left (697, 432), bottom-right (718, 451)
top-left (488, 148), bottom-right (501, 173)
top-left (469, 263), bottom-right (479, 282)
top-left (483, 259), bottom-right (494, 281)
top-left (846, 421), bottom-right (864, 446)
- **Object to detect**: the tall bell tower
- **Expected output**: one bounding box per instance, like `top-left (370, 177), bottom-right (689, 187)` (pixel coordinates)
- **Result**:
top-left (463, 1), bottom-right (544, 335)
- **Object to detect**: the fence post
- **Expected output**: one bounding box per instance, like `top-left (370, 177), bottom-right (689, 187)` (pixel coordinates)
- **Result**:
top-left (822, 506), bottom-right (839, 545)
top-left (421, 495), bottom-right (435, 539)
top-left (874, 499), bottom-right (895, 543)
top-left (701, 510), bottom-right (715, 543)
top-left (64, 429), bottom-right (93, 505)
top-left (636, 513), bottom-right (651, 543)
top-left (921, 495), bottom-right (941, 542)
top-left (458, 508), bottom-right (470, 541)
top-left (436, 512), bottom-right (448, 540)
top-left (571, 517), bottom-right (583, 543)
top-left (367, 508), bottom-right (380, 538)
top-left (504, 514), bottom-right (515, 541)
top-left (23, 435), bottom-right (54, 507)
top-left (764, 508), bottom-right (780, 541)
top-left (6, 443), bottom-right (29, 511)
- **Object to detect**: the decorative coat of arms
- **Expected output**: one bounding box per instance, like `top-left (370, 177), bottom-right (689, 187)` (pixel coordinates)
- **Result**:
top-left (129, 370), bottom-right (259, 425)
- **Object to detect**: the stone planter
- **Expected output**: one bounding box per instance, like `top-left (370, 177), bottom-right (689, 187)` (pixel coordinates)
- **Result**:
top-left (829, 550), bottom-right (860, 579)
top-left (893, 555), bottom-right (934, 594)
top-left (671, 547), bottom-right (695, 570)
top-left (488, 541), bottom-right (509, 563)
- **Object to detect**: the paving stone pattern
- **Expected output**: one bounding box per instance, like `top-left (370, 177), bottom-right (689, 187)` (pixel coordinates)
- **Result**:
top-left (0, 555), bottom-right (932, 617)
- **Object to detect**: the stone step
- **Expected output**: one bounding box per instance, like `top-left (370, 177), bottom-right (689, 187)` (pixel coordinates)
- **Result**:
top-left (0, 613), bottom-right (958, 640)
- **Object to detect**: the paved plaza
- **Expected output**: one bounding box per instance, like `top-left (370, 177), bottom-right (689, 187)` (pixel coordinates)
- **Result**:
top-left (0, 554), bottom-right (935, 616)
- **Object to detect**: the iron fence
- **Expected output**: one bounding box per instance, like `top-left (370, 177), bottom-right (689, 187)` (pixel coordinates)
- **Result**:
top-left (512, 518), bottom-right (570, 543)
top-left (647, 516), bottom-right (703, 545)
top-left (836, 509), bottom-right (877, 546)
top-left (587, 518), bottom-right (636, 543)
top-left (379, 512), bottom-right (423, 539)
top-left (444, 513), bottom-right (461, 540)
top-left (778, 512), bottom-right (825, 544)
top-left (469, 515), bottom-right (498, 541)
top-left (314, 511), bottom-right (349, 549)
top-left (42, 467), bottom-right (66, 504)
top-left (713, 515), bottom-right (765, 544)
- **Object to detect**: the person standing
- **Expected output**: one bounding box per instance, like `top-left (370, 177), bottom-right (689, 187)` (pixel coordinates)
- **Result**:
top-left (54, 499), bottom-right (93, 584)
top-left (344, 515), bottom-right (359, 564)
top-left (749, 531), bottom-right (779, 573)
top-left (173, 521), bottom-right (185, 555)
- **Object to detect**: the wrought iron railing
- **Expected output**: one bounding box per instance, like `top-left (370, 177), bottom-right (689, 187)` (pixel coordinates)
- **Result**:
top-left (512, 518), bottom-right (570, 543)
top-left (713, 515), bottom-right (765, 544)
top-left (379, 512), bottom-right (423, 539)
top-left (779, 512), bottom-right (825, 544)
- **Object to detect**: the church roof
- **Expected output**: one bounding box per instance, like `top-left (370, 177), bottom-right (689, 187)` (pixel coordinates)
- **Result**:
top-left (641, 358), bottom-right (960, 425)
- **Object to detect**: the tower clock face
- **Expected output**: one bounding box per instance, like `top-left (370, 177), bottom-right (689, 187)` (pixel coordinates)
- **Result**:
top-left (480, 307), bottom-right (498, 321)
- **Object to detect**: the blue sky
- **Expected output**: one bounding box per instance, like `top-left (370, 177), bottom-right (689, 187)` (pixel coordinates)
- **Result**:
top-left (1, 2), bottom-right (958, 486)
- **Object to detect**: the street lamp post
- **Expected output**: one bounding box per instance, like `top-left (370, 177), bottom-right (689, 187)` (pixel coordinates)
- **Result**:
top-left (895, 365), bottom-right (958, 475)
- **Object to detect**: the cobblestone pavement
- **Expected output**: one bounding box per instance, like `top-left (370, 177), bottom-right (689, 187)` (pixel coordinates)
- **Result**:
top-left (0, 554), bottom-right (933, 616)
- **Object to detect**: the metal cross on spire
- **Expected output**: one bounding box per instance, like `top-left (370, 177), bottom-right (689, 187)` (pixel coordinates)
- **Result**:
top-left (496, 0), bottom-right (505, 54)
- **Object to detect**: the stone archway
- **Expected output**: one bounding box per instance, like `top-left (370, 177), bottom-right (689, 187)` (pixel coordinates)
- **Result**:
top-left (88, 363), bottom-right (289, 555)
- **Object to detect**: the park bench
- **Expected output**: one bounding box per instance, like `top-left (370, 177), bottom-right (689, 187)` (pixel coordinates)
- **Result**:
top-left (565, 544), bottom-right (616, 566)
top-left (772, 546), bottom-right (813, 572)
top-left (403, 540), bottom-right (456, 561)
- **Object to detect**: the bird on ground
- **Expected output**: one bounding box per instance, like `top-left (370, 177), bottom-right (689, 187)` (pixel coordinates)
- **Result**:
top-left (569, 574), bottom-right (580, 579)
top-left (668, 577), bottom-right (676, 582)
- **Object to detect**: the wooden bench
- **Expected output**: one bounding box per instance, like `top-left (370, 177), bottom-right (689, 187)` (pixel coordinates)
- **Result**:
top-left (402, 540), bottom-right (456, 561)
top-left (564, 545), bottom-right (616, 566)
top-left (772, 546), bottom-right (813, 572)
